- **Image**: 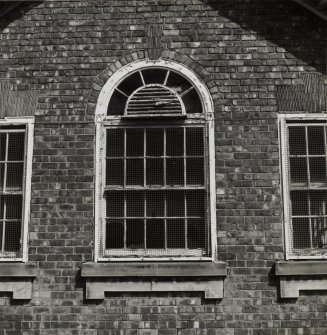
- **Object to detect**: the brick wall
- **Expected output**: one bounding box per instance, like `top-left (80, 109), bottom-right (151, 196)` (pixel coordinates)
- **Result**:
top-left (0, 0), bottom-right (326, 334)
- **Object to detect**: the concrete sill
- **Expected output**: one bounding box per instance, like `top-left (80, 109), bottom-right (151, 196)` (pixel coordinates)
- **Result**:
top-left (275, 261), bottom-right (327, 298)
top-left (81, 262), bottom-right (227, 299)
top-left (0, 263), bottom-right (37, 299)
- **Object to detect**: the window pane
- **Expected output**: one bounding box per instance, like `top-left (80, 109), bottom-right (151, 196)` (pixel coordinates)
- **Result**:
top-left (187, 219), bottom-right (206, 249)
top-left (186, 128), bottom-right (204, 156)
top-left (0, 163), bottom-right (4, 190)
top-left (309, 157), bottom-right (326, 183)
top-left (146, 191), bottom-right (164, 217)
top-left (0, 134), bottom-right (6, 161)
top-left (182, 88), bottom-right (203, 114)
top-left (292, 218), bottom-right (311, 249)
top-left (310, 191), bottom-right (327, 216)
top-left (166, 158), bottom-right (184, 185)
top-left (0, 222), bottom-right (2, 251)
top-left (126, 129), bottom-right (144, 157)
top-left (291, 191), bottom-right (309, 216)
top-left (186, 158), bottom-right (204, 185)
top-left (146, 158), bottom-right (164, 185)
top-left (290, 158), bottom-right (308, 184)
top-left (167, 219), bottom-right (185, 248)
top-left (106, 220), bottom-right (124, 249)
top-left (5, 195), bottom-right (22, 220)
top-left (4, 222), bottom-right (21, 252)
top-left (6, 162), bottom-right (24, 190)
top-left (186, 190), bottom-right (205, 217)
top-left (146, 219), bottom-right (165, 248)
top-left (308, 126), bottom-right (325, 155)
top-left (142, 69), bottom-right (167, 85)
top-left (126, 219), bottom-right (144, 249)
top-left (107, 90), bottom-right (127, 116)
top-left (289, 126), bottom-right (306, 155)
top-left (146, 128), bottom-right (163, 156)
top-left (126, 191), bottom-right (144, 217)
top-left (106, 192), bottom-right (124, 217)
top-left (106, 159), bottom-right (124, 186)
top-left (166, 128), bottom-right (183, 156)
top-left (8, 133), bottom-right (25, 161)
top-left (107, 129), bottom-right (124, 157)
top-left (166, 71), bottom-right (191, 94)
top-left (167, 191), bottom-right (184, 217)
top-left (126, 159), bottom-right (143, 186)
top-left (118, 72), bottom-right (143, 95)
top-left (311, 217), bottom-right (327, 249)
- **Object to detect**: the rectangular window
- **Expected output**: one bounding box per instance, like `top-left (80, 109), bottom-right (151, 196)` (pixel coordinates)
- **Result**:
top-left (0, 118), bottom-right (33, 261)
top-left (99, 125), bottom-right (212, 259)
top-left (280, 114), bottom-right (327, 259)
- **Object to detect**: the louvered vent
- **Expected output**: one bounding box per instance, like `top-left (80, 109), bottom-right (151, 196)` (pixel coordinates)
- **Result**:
top-left (126, 85), bottom-right (183, 116)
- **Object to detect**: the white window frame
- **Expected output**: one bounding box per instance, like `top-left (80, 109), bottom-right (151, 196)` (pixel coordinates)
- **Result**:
top-left (94, 59), bottom-right (216, 262)
top-left (279, 113), bottom-right (327, 260)
top-left (0, 116), bottom-right (34, 262)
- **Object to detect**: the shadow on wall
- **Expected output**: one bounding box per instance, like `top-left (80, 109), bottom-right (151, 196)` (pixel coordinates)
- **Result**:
top-left (201, 0), bottom-right (326, 75)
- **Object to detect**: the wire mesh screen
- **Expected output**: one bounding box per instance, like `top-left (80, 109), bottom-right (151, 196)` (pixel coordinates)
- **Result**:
top-left (287, 123), bottom-right (327, 257)
top-left (0, 127), bottom-right (25, 258)
top-left (103, 126), bottom-right (210, 258)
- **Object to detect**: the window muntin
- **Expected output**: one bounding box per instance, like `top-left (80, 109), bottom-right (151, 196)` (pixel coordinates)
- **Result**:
top-left (281, 116), bottom-right (327, 258)
top-left (0, 120), bottom-right (32, 261)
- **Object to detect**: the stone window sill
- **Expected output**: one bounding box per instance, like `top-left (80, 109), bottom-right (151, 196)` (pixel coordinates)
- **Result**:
top-left (81, 262), bottom-right (227, 299)
top-left (275, 261), bottom-right (327, 298)
top-left (0, 263), bottom-right (37, 299)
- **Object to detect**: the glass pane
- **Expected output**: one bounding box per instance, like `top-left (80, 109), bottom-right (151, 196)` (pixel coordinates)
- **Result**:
top-left (106, 159), bottom-right (124, 186)
top-left (166, 128), bottom-right (184, 156)
top-left (106, 192), bottom-right (124, 217)
top-left (186, 128), bottom-right (204, 156)
top-left (146, 191), bottom-right (164, 218)
top-left (8, 133), bottom-right (25, 161)
top-left (166, 71), bottom-right (191, 94)
top-left (309, 157), bottom-right (326, 183)
top-left (4, 221), bottom-right (21, 252)
top-left (182, 88), bottom-right (203, 114)
top-left (0, 133), bottom-right (6, 161)
top-left (146, 128), bottom-right (163, 156)
top-left (289, 126), bottom-right (306, 155)
top-left (308, 126), bottom-right (325, 155)
top-left (186, 190), bottom-right (205, 217)
top-left (146, 219), bottom-right (165, 248)
top-left (167, 219), bottom-right (185, 248)
top-left (146, 158), bottom-right (164, 185)
top-left (6, 162), bottom-right (24, 190)
top-left (107, 90), bottom-right (127, 115)
top-left (166, 158), bottom-right (184, 185)
top-left (126, 191), bottom-right (144, 217)
top-left (167, 191), bottom-right (184, 217)
top-left (126, 129), bottom-right (144, 157)
top-left (0, 222), bottom-right (2, 251)
top-left (118, 72), bottom-right (143, 95)
top-left (0, 163), bottom-right (4, 190)
top-left (126, 219), bottom-right (144, 249)
top-left (187, 219), bottom-right (206, 249)
top-left (186, 158), bottom-right (204, 185)
top-left (311, 217), bottom-right (327, 249)
top-left (5, 195), bottom-right (22, 220)
top-left (126, 159), bottom-right (143, 186)
top-left (107, 129), bottom-right (124, 157)
top-left (292, 218), bottom-right (311, 249)
top-left (142, 69), bottom-right (167, 85)
top-left (106, 220), bottom-right (124, 249)
top-left (310, 191), bottom-right (327, 216)
top-left (290, 158), bottom-right (308, 184)
top-left (291, 191), bottom-right (309, 216)
top-left (0, 196), bottom-right (3, 219)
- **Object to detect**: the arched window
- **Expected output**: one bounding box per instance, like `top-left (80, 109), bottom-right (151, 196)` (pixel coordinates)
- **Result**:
top-left (95, 60), bottom-right (216, 261)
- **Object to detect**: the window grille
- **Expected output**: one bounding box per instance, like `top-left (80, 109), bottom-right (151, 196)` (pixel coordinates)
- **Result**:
top-left (0, 125), bottom-right (28, 259)
top-left (281, 115), bottom-right (327, 258)
top-left (96, 63), bottom-right (215, 260)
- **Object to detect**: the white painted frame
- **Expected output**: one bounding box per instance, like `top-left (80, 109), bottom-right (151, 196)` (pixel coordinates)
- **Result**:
top-left (0, 116), bottom-right (34, 262)
top-left (94, 59), bottom-right (216, 262)
top-left (279, 113), bottom-right (327, 260)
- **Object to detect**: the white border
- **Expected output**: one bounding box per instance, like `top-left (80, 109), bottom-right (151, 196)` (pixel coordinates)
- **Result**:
top-left (0, 116), bottom-right (34, 262)
top-left (94, 59), bottom-right (216, 262)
